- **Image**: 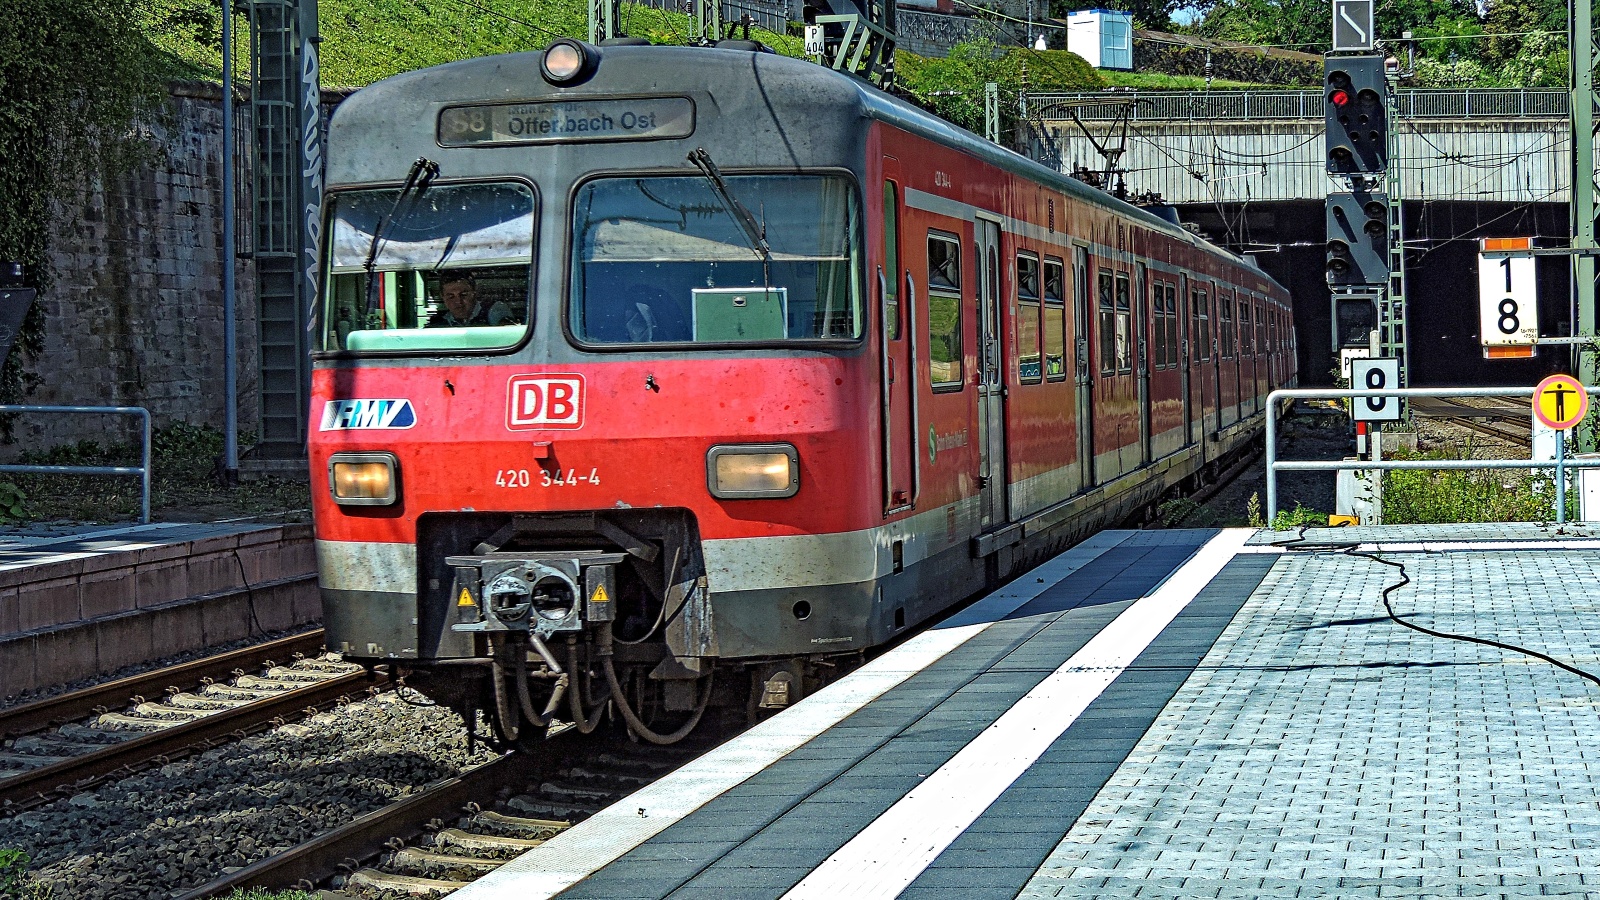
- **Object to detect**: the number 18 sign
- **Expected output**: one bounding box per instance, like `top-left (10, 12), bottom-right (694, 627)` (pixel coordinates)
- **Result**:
top-left (1478, 237), bottom-right (1538, 359)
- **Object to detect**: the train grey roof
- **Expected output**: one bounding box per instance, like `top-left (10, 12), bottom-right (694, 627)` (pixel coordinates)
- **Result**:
top-left (331, 44), bottom-right (1278, 290)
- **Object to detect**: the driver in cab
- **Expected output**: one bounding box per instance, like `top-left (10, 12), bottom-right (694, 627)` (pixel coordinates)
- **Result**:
top-left (428, 273), bottom-right (514, 327)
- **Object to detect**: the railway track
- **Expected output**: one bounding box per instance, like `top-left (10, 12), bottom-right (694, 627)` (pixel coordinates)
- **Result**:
top-left (1410, 396), bottom-right (1531, 446)
top-left (177, 730), bottom-right (708, 899)
top-left (0, 629), bottom-right (388, 813)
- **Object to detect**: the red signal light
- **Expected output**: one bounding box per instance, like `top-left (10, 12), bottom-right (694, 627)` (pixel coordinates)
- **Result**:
top-left (1329, 89), bottom-right (1351, 107)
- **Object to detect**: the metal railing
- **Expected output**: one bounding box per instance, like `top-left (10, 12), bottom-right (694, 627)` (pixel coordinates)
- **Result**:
top-left (1265, 387), bottom-right (1600, 526)
top-left (0, 406), bottom-right (152, 523)
top-left (1026, 89), bottom-right (1570, 123)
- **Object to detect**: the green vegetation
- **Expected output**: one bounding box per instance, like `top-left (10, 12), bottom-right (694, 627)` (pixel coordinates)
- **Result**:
top-left (0, 849), bottom-right (47, 900)
top-left (8, 423), bottom-right (309, 524)
top-left (219, 890), bottom-right (317, 900)
top-left (1097, 70), bottom-right (1274, 91)
top-left (1170, 0), bottom-right (1570, 88)
top-left (1381, 446), bottom-right (1573, 524)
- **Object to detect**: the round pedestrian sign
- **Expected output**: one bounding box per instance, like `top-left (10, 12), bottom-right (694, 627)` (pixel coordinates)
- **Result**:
top-left (1533, 374), bottom-right (1589, 430)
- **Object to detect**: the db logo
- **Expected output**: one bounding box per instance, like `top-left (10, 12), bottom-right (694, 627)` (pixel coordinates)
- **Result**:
top-left (506, 375), bottom-right (585, 430)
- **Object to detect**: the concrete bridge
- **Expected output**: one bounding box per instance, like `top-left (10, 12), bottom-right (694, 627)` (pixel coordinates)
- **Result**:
top-left (1025, 89), bottom-right (1570, 205)
top-left (1020, 89), bottom-right (1576, 386)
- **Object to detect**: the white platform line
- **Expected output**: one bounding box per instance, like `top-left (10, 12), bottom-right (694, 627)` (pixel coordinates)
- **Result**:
top-left (1238, 539), bottom-right (1600, 555)
top-left (779, 528), bottom-right (1252, 900)
top-left (448, 531), bottom-right (1137, 900)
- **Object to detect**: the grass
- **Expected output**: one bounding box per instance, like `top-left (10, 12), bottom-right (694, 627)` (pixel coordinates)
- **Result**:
top-left (219, 891), bottom-right (317, 900)
top-left (1097, 70), bottom-right (1288, 91)
top-left (1381, 446), bottom-right (1574, 524)
top-left (2, 423), bottom-right (309, 526)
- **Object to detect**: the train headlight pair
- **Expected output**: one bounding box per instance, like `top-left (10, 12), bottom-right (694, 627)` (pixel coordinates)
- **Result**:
top-left (707, 444), bottom-right (800, 499)
top-left (329, 452), bottom-right (399, 506)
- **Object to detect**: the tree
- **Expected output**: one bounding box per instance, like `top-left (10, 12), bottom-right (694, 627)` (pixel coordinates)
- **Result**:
top-left (896, 40), bottom-right (1102, 139)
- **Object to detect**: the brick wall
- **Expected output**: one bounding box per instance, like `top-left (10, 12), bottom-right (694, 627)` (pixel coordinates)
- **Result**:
top-left (19, 81), bottom-right (259, 453)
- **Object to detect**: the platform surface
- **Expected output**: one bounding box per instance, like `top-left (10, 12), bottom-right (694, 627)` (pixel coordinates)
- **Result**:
top-left (455, 524), bottom-right (1600, 900)
top-left (0, 521), bottom-right (283, 574)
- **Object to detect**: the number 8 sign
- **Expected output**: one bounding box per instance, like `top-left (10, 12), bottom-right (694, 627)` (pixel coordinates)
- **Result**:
top-left (1351, 357), bottom-right (1402, 422)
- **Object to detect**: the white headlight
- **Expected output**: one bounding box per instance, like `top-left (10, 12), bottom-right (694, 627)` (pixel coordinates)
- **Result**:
top-left (541, 40), bottom-right (599, 85)
top-left (329, 452), bottom-right (399, 506)
top-left (707, 444), bottom-right (799, 499)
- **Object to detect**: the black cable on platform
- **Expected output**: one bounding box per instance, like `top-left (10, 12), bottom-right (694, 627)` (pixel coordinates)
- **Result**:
top-left (1273, 524), bottom-right (1600, 690)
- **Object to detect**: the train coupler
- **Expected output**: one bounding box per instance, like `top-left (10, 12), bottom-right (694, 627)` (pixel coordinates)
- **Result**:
top-left (447, 551), bottom-right (626, 636)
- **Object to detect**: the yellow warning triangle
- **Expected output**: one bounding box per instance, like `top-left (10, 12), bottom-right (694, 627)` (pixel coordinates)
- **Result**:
top-left (457, 588), bottom-right (475, 607)
top-left (591, 584), bottom-right (610, 603)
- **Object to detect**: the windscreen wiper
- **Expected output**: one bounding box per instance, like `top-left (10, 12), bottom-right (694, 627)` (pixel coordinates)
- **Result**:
top-left (687, 148), bottom-right (771, 264)
top-left (364, 157), bottom-right (441, 314)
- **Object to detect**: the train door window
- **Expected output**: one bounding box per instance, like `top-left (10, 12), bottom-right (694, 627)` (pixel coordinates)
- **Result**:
top-left (1043, 257), bottom-right (1066, 381)
top-left (1097, 268), bottom-right (1115, 376)
top-left (1256, 300), bottom-right (1266, 356)
top-left (1152, 283), bottom-right (1167, 369)
top-left (1218, 291), bottom-right (1234, 359)
top-left (1017, 252), bottom-right (1042, 384)
top-left (927, 231), bottom-right (964, 390)
top-left (1171, 281), bottom-right (1184, 361)
top-left (883, 182), bottom-right (901, 341)
top-left (1240, 302), bottom-right (1252, 356)
top-left (1194, 288), bottom-right (1210, 361)
top-left (1114, 272), bottom-right (1132, 374)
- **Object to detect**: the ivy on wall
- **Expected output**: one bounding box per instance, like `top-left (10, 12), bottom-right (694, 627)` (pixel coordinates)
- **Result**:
top-left (0, 0), bottom-right (169, 408)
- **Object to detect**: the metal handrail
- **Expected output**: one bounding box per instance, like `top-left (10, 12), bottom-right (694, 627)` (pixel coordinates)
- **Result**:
top-left (1265, 387), bottom-right (1599, 525)
top-left (0, 405), bottom-right (152, 523)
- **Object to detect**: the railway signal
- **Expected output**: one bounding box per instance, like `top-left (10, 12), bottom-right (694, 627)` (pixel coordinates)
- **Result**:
top-left (1325, 190), bottom-right (1389, 286)
top-left (1325, 55), bottom-right (1388, 176)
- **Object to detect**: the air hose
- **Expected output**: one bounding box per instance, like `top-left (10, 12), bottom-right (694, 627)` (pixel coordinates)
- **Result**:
top-left (566, 638), bottom-right (610, 735)
top-left (597, 622), bottom-right (713, 745)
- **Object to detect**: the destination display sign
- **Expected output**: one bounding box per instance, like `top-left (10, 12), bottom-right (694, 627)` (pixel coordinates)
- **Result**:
top-left (438, 97), bottom-right (695, 146)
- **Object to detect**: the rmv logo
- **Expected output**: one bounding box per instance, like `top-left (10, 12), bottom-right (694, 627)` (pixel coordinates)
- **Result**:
top-left (507, 375), bottom-right (585, 430)
top-left (320, 399), bottom-right (416, 431)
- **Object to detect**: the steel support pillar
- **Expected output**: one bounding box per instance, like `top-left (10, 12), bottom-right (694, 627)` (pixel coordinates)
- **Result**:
top-left (1573, 0), bottom-right (1599, 448)
top-left (1383, 71), bottom-right (1408, 382)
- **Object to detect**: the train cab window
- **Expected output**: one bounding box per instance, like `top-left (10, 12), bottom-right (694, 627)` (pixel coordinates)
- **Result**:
top-left (1016, 253), bottom-right (1041, 384)
top-left (570, 174), bottom-right (861, 345)
top-left (1097, 269), bottom-right (1115, 376)
top-left (884, 182), bottom-right (901, 341)
top-left (1194, 288), bottom-right (1211, 361)
top-left (927, 232), bottom-right (963, 389)
top-left (321, 182), bottom-right (534, 352)
top-left (1114, 272), bottom-right (1132, 374)
top-left (1043, 257), bottom-right (1066, 381)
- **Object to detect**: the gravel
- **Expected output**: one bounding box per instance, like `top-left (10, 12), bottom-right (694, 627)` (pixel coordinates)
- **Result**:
top-left (1, 689), bottom-right (498, 899)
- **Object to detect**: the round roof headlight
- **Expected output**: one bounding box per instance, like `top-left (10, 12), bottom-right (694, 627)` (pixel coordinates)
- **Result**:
top-left (542, 39), bottom-right (598, 85)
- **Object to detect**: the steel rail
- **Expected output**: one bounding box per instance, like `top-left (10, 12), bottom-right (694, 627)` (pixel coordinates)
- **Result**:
top-left (0, 668), bottom-right (387, 812)
top-left (173, 751), bottom-right (541, 899)
top-left (0, 627), bottom-right (327, 741)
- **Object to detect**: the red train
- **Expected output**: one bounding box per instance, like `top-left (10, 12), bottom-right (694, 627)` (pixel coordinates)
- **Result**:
top-left (309, 39), bottom-right (1297, 746)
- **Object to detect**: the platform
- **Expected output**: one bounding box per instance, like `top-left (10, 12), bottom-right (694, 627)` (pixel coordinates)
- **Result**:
top-left (454, 524), bottom-right (1600, 900)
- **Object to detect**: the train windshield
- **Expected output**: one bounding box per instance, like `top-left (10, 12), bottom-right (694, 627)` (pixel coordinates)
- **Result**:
top-left (570, 174), bottom-right (861, 345)
top-left (320, 182), bottom-right (534, 352)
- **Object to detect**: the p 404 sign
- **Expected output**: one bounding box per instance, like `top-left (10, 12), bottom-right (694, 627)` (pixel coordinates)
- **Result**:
top-left (1478, 239), bottom-right (1538, 359)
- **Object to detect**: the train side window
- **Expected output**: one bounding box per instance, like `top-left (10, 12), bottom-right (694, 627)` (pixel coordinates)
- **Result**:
top-left (1240, 301), bottom-right (1251, 357)
top-left (1097, 269), bottom-right (1115, 377)
top-left (1017, 252), bottom-right (1041, 384)
top-left (1114, 272), bottom-right (1132, 374)
top-left (1256, 300), bottom-right (1266, 356)
top-left (883, 182), bottom-right (901, 341)
top-left (1194, 288), bottom-right (1210, 361)
top-left (927, 232), bottom-right (963, 390)
top-left (1043, 257), bottom-right (1066, 381)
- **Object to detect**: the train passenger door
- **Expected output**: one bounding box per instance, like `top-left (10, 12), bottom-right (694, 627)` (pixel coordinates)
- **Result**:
top-left (975, 217), bottom-right (1007, 529)
top-left (1180, 274), bottom-right (1194, 448)
top-left (1073, 246), bottom-right (1094, 491)
top-left (1136, 263), bottom-right (1152, 466)
top-left (879, 169), bottom-right (915, 515)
